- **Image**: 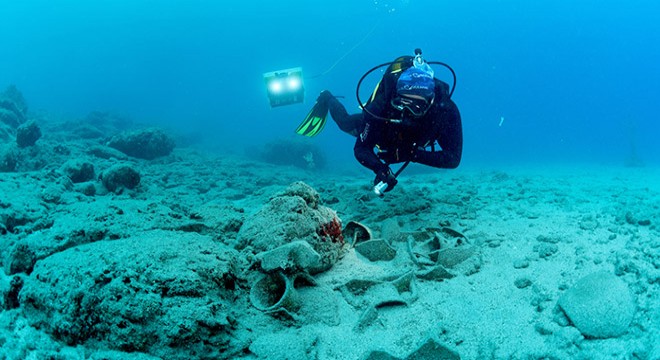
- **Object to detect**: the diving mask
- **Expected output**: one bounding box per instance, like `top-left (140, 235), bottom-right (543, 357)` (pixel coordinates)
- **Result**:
top-left (390, 94), bottom-right (434, 117)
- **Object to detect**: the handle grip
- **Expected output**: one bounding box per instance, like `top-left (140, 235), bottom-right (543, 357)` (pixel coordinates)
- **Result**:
top-left (373, 181), bottom-right (388, 197)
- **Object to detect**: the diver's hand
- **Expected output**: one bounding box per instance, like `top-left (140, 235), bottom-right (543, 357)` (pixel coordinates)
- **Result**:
top-left (373, 166), bottom-right (398, 193)
top-left (317, 90), bottom-right (335, 105)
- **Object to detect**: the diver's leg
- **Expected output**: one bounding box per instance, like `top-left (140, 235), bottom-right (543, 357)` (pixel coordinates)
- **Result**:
top-left (327, 97), bottom-right (363, 137)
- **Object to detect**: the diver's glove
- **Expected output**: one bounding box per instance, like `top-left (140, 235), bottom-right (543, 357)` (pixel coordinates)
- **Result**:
top-left (373, 166), bottom-right (398, 194)
top-left (317, 90), bottom-right (335, 105)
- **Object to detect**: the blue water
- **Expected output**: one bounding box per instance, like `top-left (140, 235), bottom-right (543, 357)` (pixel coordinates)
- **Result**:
top-left (2, 0), bottom-right (658, 168)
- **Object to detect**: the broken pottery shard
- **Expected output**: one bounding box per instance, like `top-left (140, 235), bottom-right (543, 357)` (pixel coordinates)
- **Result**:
top-left (355, 239), bottom-right (397, 262)
top-left (402, 230), bottom-right (433, 242)
top-left (249, 272), bottom-right (301, 313)
top-left (390, 272), bottom-right (416, 297)
top-left (366, 283), bottom-right (407, 309)
top-left (434, 246), bottom-right (476, 268)
top-left (355, 305), bottom-right (379, 333)
top-left (438, 227), bottom-right (469, 248)
top-left (257, 240), bottom-right (321, 273)
top-left (415, 265), bottom-right (455, 281)
top-left (404, 335), bottom-right (460, 360)
top-left (344, 221), bottom-right (373, 246)
top-left (363, 350), bottom-right (401, 360)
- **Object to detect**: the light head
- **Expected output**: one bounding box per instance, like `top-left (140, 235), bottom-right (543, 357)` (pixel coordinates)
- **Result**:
top-left (263, 67), bottom-right (304, 107)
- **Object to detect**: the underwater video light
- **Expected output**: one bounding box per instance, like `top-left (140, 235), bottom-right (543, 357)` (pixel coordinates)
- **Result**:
top-left (263, 67), bottom-right (304, 107)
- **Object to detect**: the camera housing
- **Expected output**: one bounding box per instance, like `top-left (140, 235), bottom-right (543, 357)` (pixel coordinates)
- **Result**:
top-left (263, 67), bottom-right (304, 107)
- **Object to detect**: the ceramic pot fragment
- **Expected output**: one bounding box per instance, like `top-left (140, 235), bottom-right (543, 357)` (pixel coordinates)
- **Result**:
top-left (404, 335), bottom-right (460, 360)
top-left (355, 239), bottom-right (397, 261)
top-left (339, 272), bottom-right (417, 309)
top-left (354, 305), bottom-right (380, 332)
top-left (408, 236), bottom-right (441, 265)
top-left (415, 264), bottom-right (455, 281)
top-left (249, 272), bottom-right (300, 313)
top-left (439, 227), bottom-right (469, 247)
top-left (389, 271), bottom-right (417, 300)
top-left (434, 245), bottom-right (476, 268)
top-left (256, 240), bottom-right (321, 273)
top-left (344, 221), bottom-right (373, 246)
top-left (363, 350), bottom-right (401, 360)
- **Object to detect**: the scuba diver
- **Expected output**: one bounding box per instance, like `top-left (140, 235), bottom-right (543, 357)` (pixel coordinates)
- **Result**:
top-left (296, 49), bottom-right (463, 195)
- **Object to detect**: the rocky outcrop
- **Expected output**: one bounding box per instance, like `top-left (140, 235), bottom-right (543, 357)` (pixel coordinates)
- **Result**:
top-left (16, 121), bottom-right (41, 148)
top-left (260, 138), bottom-right (326, 169)
top-left (107, 128), bottom-right (175, 160)
top-left (100, 164), bottom-right (141, 193)
top-left (60, 159), bottom-right (95, 183)
top-left (0, 85), bottom-right (28, 142)
top-left (20, 231), bottom-right (243, 359)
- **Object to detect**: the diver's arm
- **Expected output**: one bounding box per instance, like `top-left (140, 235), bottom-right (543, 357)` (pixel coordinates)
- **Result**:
top-left (413, 99), bottom-right (463, 169)
top-left (354, 124), bottom-right (388, 173)
top-left (352, 61), bottom-right (405, 172)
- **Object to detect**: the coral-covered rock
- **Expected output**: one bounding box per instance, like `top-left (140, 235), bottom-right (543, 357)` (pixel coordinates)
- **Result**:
top-left (1, 275), bottom-right (24, 310)
top-left (100, 164), bottom-right (140, 193)
top-left (0, 85), bottom-right (28, 128)
top-left (0, 108), bottom-right (21, 129)
top-left (0, 173), bottom-right (50, 240)
top-left (1, 85), bottom-right (28, 116)
top-left (237, 182), bottom-right (344, 274)
top-left (16, 121), bottom-right (42, 148)
top-left (0, 122), bottom-right (12, 142)
top-left (19, 230), bottom-right (242, 359)
top-left (61, 159), bottom-right (95, 183)
top-left (107, 128), bottom-right (175, 160)
top-left (74, 181), bottom-right (97, 196)
top-left (87, 145), bottom-right (128, 160)
top-left (0, 145), bottom-right (18, 172)
top-left (279, 181), bottom-right (321, 209)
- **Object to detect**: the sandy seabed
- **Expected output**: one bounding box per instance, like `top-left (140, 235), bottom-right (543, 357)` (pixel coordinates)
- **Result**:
top-left (0, 123), bottom-right (658, 360)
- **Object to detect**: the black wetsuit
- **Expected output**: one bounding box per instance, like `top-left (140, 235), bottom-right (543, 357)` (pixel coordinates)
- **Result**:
top-left (326, 58), bottom-right (463, 175)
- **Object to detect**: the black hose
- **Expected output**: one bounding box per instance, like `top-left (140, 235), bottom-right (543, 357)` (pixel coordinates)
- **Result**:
top-left (355, 59), bottom-right (457, 121)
